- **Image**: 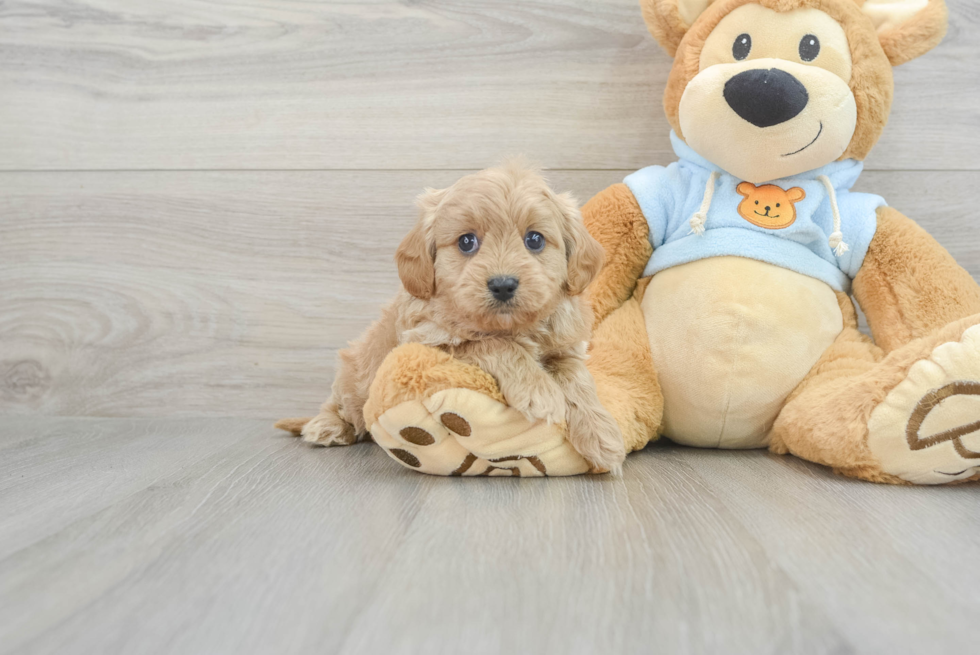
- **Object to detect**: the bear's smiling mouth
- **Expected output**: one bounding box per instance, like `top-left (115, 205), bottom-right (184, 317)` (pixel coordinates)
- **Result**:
top-left (781, 121), bottom-right (823, 157)
top-left (754, 210), bottom-right (779, 218)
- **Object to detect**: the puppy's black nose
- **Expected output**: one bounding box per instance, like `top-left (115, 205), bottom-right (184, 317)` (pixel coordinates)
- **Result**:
top-left (487, 276), bottom-right (519, 302)
top-left (724, 68), bottom-right (808, 128)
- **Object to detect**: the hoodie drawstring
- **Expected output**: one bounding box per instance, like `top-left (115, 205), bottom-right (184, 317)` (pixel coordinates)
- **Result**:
top-left (818, 174), bottom-right (849, 257)
top-left (689, 171), bottom-right (719, 236)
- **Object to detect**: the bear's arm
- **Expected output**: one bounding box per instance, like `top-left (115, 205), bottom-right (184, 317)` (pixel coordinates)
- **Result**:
top-left (581, 183), bottom-right (653, 324)
top-left (852, 205), bottom-right (980, 353)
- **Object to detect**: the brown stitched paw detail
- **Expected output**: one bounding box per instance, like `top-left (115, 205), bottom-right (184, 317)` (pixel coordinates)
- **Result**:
top-left (451, 453), bottom-right (478, 476)
top-left (477, 465), bottom-right (520, 477)
top-left (440, 412), bottom-right (471, 436)
top-left (399, 426), bottom-right (436, 446)
top-left (868, 323), bottom-right (980, 484)
top-left (490, 455), bottom-right (547, 475)
top-left (390, 448), bottom-right (421, 468)
top-left (907, 381), bottom-right (980, 460)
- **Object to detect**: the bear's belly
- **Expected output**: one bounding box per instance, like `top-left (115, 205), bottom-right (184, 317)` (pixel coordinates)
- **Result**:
top-left (641, 256), bottom-right (844, 449)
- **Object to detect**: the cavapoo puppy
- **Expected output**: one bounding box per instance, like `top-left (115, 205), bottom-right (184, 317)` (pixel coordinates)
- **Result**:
top-left (296, 162), bottom-right (626, 473)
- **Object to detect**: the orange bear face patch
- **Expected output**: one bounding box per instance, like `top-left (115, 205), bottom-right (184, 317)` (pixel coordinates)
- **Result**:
top-left (736, 182), bottom-right (806, 230)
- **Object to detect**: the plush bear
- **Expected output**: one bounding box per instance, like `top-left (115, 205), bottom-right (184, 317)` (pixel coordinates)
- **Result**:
top-left (282, 0), bottom-right (980, 484)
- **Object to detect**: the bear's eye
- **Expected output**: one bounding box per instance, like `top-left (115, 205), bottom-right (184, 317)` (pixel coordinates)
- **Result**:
top-left (733, 33), bottom-right (752, 61)
top-left (799, 34), bottom-right (820, 62)
top-left (776, 203), bottom-right (781, 208)
top-left (754, 200), bottom-right (759, 205)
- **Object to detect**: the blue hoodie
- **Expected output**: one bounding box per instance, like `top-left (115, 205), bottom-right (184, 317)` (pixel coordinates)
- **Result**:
top-left (624, 132), bottom-right (886, 292)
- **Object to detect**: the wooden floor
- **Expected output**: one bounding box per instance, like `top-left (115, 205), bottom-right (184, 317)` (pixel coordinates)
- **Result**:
top-left (1, 417), bottom-right (978, 655)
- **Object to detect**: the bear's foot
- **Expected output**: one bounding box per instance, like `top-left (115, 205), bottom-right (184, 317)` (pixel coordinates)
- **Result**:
top-left (868, 323), bottom-right (980, 485)
top-left (364, 343), bottom-right (594, 477)
top-left (371, 388), bottom-right (591, 476)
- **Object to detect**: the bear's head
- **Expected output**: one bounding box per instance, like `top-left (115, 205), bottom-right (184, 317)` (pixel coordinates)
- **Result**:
top-left (639, 0), bottom-right (948, 183)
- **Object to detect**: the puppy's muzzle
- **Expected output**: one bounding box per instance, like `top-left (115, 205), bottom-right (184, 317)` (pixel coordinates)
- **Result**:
top-left (487, 276), bottom-right (519, 303)
top-left (724, 68), bottom-right (809, 128)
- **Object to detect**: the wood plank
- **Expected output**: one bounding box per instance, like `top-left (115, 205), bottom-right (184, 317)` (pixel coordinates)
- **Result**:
top-left (0, 417), bottom-right (275, 559)
top-left (0, 418), bottom-right (428, 654)
top-left (2, 169), bottom-right (977, 419)
top-left (0, 417), bottom-right (851, 655)
top-left (339, 446), bottom-right (847, 655)
top-left (679, 449), bottom-right (980, 652)
top-left (0, 0), bottom-right (976, 172)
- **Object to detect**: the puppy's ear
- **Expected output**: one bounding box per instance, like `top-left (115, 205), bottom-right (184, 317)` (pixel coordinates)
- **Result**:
top-left (861, 0), bottom-right (948, 66)
top-left (396, 187), bottom-right (444, 300)
top-left (639, 0), bottom-right (713, 56)
top-left (553, 191), bottom-right (604, 296)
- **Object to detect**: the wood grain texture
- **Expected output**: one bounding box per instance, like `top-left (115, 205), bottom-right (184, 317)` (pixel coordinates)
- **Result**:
top-left (2, 170), bottom-right (977, 419)
top-left (678, 449), bottom-right (980, 654)
top-left (0, 416), bottom-right (264, 560)
top-left (0, 0), bottom-right (977, 171)
top-left (1, 418), bottom-right (977, 654)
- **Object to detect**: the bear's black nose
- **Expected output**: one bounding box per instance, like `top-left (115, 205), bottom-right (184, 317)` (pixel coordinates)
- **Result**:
top-left (724, 68), bottom-right (809, 128)
top-left (487, 276), bottom-right (519, 302)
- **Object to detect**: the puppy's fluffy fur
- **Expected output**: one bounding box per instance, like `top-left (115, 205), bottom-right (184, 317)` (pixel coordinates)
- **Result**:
top-left (300, 162), bottom-right (626, 472)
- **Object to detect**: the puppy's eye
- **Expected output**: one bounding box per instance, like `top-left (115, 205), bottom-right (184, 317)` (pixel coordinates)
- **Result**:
top-left (799, 34), bottom-right (820, 62)
top-left (732, 33), bottom-right (751, 61)
top-left (457, 233), bottom-right (479, 254)
top-left (524, 231), bottom-right (545, 253)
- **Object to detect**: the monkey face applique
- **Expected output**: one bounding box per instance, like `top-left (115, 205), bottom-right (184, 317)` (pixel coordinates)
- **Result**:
top-left (736, 182), bottom-right (806, 229)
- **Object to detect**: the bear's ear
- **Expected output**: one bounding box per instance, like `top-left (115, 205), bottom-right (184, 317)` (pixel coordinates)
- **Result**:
top-left (639, 0), bottom-right (715, 57)
top-left (860, 0), bottom-right (948, 66)
top-left (736, 182), bottom-right (755, 197)
top-left (786, 187), bottom-right (806, 203)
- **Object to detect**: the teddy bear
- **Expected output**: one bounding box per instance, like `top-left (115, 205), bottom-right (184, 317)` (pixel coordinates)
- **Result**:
top-left (282, 0), bottom-right (980, 485)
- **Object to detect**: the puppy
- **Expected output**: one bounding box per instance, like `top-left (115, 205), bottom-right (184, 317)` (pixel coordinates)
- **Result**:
top-left (299, 162), bottom-right (626, 473)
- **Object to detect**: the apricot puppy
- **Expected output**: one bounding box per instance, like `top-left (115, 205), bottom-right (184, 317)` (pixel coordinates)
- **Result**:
top-left (300, 162), bottom-right (626, 473)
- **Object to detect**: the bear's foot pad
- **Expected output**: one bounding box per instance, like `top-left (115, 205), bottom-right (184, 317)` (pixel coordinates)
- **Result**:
top-left (371, 388), bottom-right (591, 477)
top-left (869, 324), bottom-right (980, 484)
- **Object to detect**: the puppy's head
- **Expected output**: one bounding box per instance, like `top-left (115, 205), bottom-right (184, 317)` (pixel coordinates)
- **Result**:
top-left (641, 0), bottom-right (948, 183)
top-left (395, 162), bottom-right (603, 333)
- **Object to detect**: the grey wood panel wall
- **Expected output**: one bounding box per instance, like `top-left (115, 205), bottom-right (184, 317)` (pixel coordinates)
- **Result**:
top-left (1, 0), bottom-right (978, 171)
top-left (1, 1), bottom-right (979, 419)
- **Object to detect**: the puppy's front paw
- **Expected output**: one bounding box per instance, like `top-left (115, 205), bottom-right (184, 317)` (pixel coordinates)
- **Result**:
top-left (567, 405), bottom-right (626, 475)
top-left (301, 411), bottom-right (358, 446)
top-left (501, 378), bottom-right (566, 426)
